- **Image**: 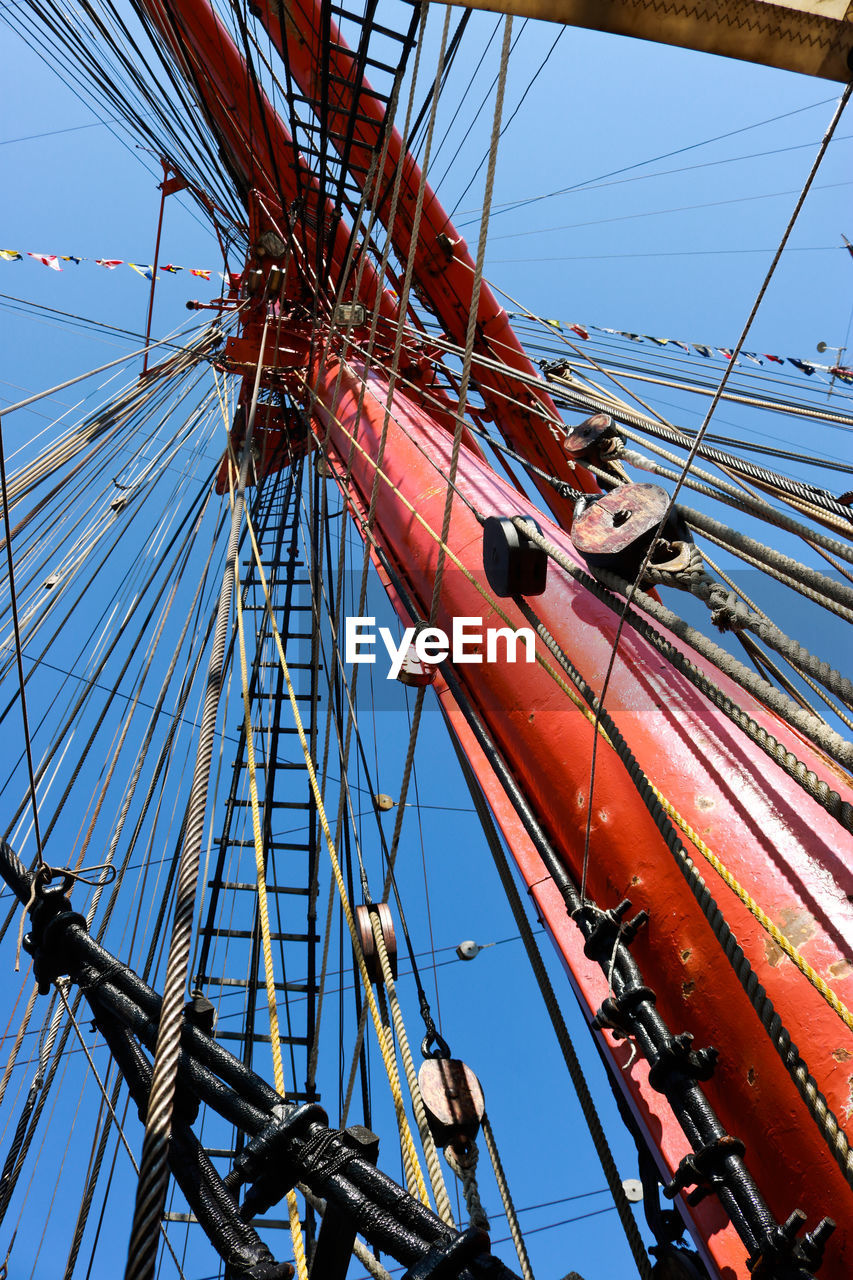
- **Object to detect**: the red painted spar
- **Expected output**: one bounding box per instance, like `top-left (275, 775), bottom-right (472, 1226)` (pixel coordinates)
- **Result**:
top-left (252, 0), bottom-right (598, 526)
top-left (309, 354), bottom-right (853, 1280)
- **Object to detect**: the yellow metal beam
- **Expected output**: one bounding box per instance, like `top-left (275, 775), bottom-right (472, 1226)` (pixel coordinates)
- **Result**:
top-left (448, 0), bottom-right (853, 82)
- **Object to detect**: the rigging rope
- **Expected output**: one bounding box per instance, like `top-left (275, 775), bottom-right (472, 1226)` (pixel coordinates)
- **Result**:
top-left (123, 315), bottom-right (269, 1280)
top-left (232, 538), bottom-right (309, 1280)
top-left (241, 504), bottom-right (432, 1207)
top-left (0, 420), bottom-right (43, 866)
top-left (446, 726), bottom-right (652, 1279)
top-left (578, 81), bottom-right (853, 900)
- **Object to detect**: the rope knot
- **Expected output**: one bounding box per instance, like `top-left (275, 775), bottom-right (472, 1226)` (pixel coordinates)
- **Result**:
top-left (708, 586), bottom-right (749, 633)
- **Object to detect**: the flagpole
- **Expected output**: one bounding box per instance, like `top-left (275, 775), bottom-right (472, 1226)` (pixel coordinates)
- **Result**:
top-left (142, 159), bottom-right (170, 376)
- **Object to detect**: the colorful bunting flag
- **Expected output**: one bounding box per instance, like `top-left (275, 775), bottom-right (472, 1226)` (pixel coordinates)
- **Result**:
top-left (843, 234), bottom-right (853, 261)
top-left (28, 252), bottom-right (61, 271)
top-left (0, 248), bottom-right (840, 389)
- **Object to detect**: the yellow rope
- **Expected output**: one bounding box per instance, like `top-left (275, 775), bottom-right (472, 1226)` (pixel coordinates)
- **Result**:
top-left (650, 784), bottom-right (853, 1033)
top-left (241, 501), bottom-right (432, 1207)
top-left (308, 384), bottom-right (853, 1038)
top-left (230, 466), bottom-right (308, 1280)
top-left (368, 911), bottom-right (455, 1223)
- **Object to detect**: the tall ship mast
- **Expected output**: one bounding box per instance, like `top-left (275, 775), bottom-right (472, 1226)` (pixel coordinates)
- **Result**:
top-left (0, 3), bottom-right (851, 1280)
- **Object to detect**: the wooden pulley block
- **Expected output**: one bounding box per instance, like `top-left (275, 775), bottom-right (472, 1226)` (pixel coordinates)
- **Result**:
top-left (254, 230), bottom-right (287, 260)
top-left (417, 1058), bottom-right (485, 1148)
top-left (396, 642), bottom-right (437, 687)
top-left (355, 903), bottom-right (397, 983)
top-left (570, 482), bottom-right (671, 577)
top-left (265, 264), bottom-right (284, 299)
top-left (245, 268), bottom-right (264, 296)
top-left (482, 515), bottom-right (547, 598)
top-left (561, 412), bottom-right (613, 461)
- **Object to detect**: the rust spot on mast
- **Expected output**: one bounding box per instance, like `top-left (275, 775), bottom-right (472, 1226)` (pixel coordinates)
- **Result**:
top-left (763, 908), bottom-right (816, 968)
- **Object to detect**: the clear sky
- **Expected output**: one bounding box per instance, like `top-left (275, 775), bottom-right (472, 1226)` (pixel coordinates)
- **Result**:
top-left (0, 6), bottom-right (851, 1280)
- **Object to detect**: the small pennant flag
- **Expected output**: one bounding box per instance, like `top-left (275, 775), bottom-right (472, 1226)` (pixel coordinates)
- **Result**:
top-left (670, 340), bottom-right (690, 354)
top-left (843, 234), bottom-right (853, 260)
top-left (568, 324), bottom-right (589, 340)
top-left (694, 344), bottom-right (713, 358)
top-left (742, 352), bottom-right (763, 365)
top-left (61, 255), bottom-right (82, 265)
top-left (161, 263), bottom-right (183, 274)
top-left (647, 336), bottom-right (669, 346)
top-left (789, 357), bottom-right (816, 376)
top-left (764, 353), bottom-right (784, 364)
top-left (28, 252), bottom-right (61, 271)
top-left (0, 250), bottom-right (22, 262)
top-left (189, 268), bottom-right (211, 280)
top-left (830, 365), bottom-right (853, 383)
top-left (718, 348), bottom-right (735, 362)
top-left (543, 318), bottom-right (562, 331)
top-left (129, 263), bottom-right (154, 280)
top-left (620, 332), bottom-right (643, 342)
top-left (95, 259), bottom-right (123, 269)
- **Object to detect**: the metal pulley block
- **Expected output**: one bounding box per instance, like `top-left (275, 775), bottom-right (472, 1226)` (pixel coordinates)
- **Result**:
top-left (571, 483), bottom-right (690, 580)
top-left (354, 903), bottom-right (397, 983)
top-left (482, 516), bottom-right (547, 598)
top-left (334, 302), bottom-right (367, 327)
top-left (184, 990), bottom-right (217, 1036)
top-left (417, 1058), bottom-right (485, 1150)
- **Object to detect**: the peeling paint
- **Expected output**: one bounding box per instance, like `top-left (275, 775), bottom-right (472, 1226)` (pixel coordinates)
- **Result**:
top-left (681, 949), bottom-right (691, 963)
top-left (763, 908), bottom-right (816, 968)
top-left (747, 1068), bottom-right (756, 1086)
top-left (828, 959), bottom-right (853, 981)
top-left (682, 980), bottom-right (695, 997)
top-left (833, 1048), bottom-right (853, 1063)
top-left (695, 795), bottom-right (715, 812)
